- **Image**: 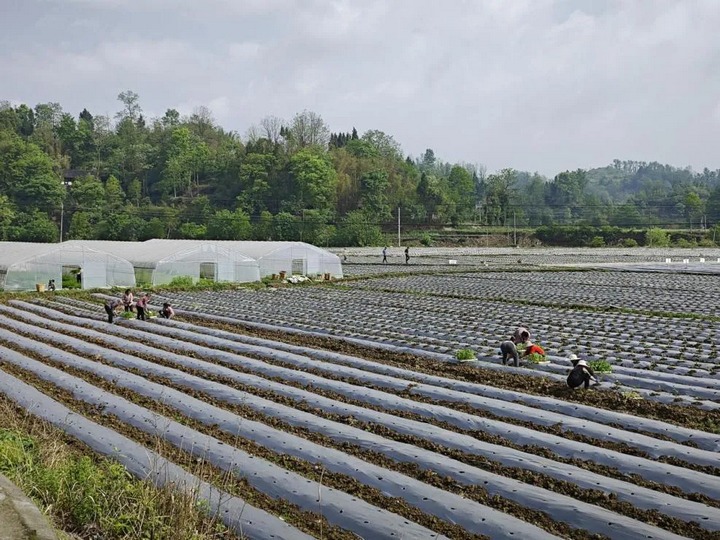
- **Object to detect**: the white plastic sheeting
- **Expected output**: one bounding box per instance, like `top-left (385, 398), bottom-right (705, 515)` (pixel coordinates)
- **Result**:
top-left (134, 299), bottom-right (720, 410)
top-left (0, 345), bottom-right (456, 540)
top-left (64, 240), bottom-right (260, 285)
top-left (34, 296), bottom-right (720, 452)
top-left (217, 241), bottom-right (343, 278)
top-left (0, 364), bottom-right (312, 540)
top-left (0, 242), bottom-right (135, 291)
top-left (8, 302), bottom-right (719, 537)
top-left (3, 305), bottom-right (717, 502)
top-left (0, 333), bottom-right (565, 539)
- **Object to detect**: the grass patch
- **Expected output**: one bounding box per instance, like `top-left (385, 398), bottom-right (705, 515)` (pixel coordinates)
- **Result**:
top-left (0, 398), bottom-right (231, 540)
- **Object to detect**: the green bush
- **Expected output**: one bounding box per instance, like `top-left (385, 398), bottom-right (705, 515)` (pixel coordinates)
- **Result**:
top-left (62, 274), bottom-right (81, 289)
top-left (645, 227), bottom-right (670, 247)
top-left (621, 238), bottom-right (638, 247)
top-left (168, 276), bottom-right (195, 287)
top-left (588, 236), bottom-right (605, 247)
top-left (420, 233), bottom-right (433, 246)
top-left (455, 348), bottom-right (476, 361)
top-left (673, 238), bottom-right (697, 248)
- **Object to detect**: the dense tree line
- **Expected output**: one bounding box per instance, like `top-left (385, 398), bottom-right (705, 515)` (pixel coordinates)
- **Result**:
top-left (1, 92), bottom-right (720, 246)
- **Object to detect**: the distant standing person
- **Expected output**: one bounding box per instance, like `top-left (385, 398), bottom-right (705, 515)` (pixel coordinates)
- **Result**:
top-left (135, 293), bottom-right (151, 321)
top-left (104, 297), bottom-right (122, 323)
top-left (122, 288), bottom-right (134, 312)
top-left (404, 246), bottom-right (410, 264)
top-left (382, 246), bottom-right (388, 263)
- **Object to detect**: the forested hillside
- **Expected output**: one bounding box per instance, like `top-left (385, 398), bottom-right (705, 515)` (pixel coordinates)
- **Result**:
top-left (1, 92), bottom-right (719, 246)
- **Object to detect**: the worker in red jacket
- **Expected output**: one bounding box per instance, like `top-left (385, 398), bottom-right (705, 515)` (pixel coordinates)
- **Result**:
top-left (522, 342), bottom-right (545, 359)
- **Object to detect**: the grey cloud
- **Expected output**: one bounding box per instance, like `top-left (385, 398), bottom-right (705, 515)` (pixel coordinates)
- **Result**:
top-left (1, 0), bottom-right (719, 175)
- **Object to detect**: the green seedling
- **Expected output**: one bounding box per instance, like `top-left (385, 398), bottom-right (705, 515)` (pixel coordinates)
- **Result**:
top-left (455, 348), bottom-right (477, 362)
top-left (589, 359), bottom-right (613, 373)
top-left (526, 352), bottom-right (547, 364)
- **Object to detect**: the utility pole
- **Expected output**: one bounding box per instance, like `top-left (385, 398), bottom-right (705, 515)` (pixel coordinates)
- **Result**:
top-left (59, 201), bottom-right (64, 243)
top-left (513, 211), bottom-right (517, 246)
top-left (397, 206), bottom-right (401, 247)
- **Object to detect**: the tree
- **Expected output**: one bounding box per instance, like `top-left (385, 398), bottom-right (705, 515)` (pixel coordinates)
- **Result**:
top-left (105, 175), bottom-right (126, 212)
top-left (482, 168), bottom-right (517, 226)
top-left (178, 222), bottom-right (206, 239)
top-left (331, 210), bottom-right (384, 246)
top-left (416, 172), bottom-right (446, 223)
top-left (360, 170), bottom-right (391, 221)
top-left (127, 178), bottom-right (142, 206)
top-left (684, 191), bottom-right (704, 228)
top-left (161, 108), bottom-right (181, 128)
top-left (287, 110), bottom-right (329, 150)
top-left (447, 165), bottom-right (476, 221)
top-left (235, 152), bottom-right (276, 214)
top-left (0, 131), bottom-right (64, 211)
top-left (361, 130), bottom-right (402, 160)
top-left (68, 210), bottom-right (100, 239)
top-left (289, 148), bottom-right (338, 211)
top-left (16, 105), bottom-right (35, 137)
top-left (546, 169), bottom-right (588, 221)
top-left (260, 115), bottom-right (285, 145)
top-left (420, 148), bottom-right (436, 170)
top-left (252, 210), bottom-right (274, 240)
top-left (298, 209), bottom-right (333, 245)
top-left (69, 176), bottom-right (105, 209)
top-left (116, 90), bottom-right (142, 122)
top-left (206, 209), bottom-right (251, 240)
top-left (98, 212), bottom-right (145, 240)
top-left (188, 106), bottom-right (215, 138)
top-left (273, 212), bottom-right (299, 241)
top-left (0, 195), bottom-right (16, 240)
top-left (7, 211), bottom-right (58, 242)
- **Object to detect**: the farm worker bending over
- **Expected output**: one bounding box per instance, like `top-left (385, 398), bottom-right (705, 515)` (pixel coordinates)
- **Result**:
top-left (567, 357), bottom-right (598, 389)
top-left (135, 293), bottom-right (151, 321)
top-left (512, 327), bottom-right (530, 344)
top-left (159, 302), bottom-right (175, 319)
top-left (104, 298), bottom-right (122, 323)
top-left (500, 340), bottom-right (521, 366)
top-left (500, 327), bottom-right (532, 367)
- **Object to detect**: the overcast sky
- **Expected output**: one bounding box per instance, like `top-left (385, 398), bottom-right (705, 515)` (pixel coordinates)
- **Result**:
top-left (1, 0), bottom-right (719, 176)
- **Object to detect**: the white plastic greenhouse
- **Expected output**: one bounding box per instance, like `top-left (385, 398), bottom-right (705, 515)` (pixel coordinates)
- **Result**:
top-left (64, 240), bottom-right (261, 286)
top-left (218, 241), bottom-right (343, 278)
top-left (0, 242), bottom-right (136, 291)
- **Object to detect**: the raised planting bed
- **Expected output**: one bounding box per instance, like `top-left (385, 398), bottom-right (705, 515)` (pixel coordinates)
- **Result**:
top-left (0, 300), bottom-right (719, 539)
